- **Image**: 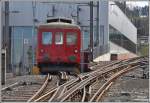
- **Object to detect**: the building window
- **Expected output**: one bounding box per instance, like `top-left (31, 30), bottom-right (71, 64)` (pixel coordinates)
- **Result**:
top-left (42, 32), bottom-right (52, 44)
top-left (11, 26), bottom-right (37, 66)
top-left (109, 26), bottom-right (136, 53)
top-left (94, 26), bottom-right (98, 47)
top-left (55, 32), bottom-right (63, 44)
top-left (100, 25), bottom-right (104, 45)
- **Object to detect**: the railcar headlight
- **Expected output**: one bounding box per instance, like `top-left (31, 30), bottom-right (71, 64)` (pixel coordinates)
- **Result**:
top-left (74, 49), bottom-right (78, 53)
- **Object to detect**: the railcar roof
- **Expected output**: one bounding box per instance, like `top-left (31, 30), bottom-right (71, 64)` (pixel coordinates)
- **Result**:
top-left (38, 22), bottom-right (80, 29)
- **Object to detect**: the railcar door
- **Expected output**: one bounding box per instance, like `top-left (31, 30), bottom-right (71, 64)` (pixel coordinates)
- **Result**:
top-left (53, 30), bottom-right (66, 63)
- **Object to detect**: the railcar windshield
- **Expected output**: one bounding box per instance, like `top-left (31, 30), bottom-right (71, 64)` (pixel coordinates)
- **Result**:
top-left (42, 32), bottom-right (52, 44)
top-left (66, 32), bottom-right (77, 45)
top-left (55, 32), bottom-right (63, 45)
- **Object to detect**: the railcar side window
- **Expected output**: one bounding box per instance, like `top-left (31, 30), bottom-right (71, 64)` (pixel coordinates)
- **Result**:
top-left (66, 32), bottom-right (77, 45)
top-left (55, 32), bottom-right (63, 44)
top-left (42, 32), bottom-right (52, 44)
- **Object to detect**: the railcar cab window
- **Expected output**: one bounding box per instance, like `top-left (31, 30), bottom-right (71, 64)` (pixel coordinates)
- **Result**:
top-left (42, 32), bottom-right (52, 44)
top-left (67, 32), bottom-right (77, 45)
top-left (55, 32), bottom-right (63, 45)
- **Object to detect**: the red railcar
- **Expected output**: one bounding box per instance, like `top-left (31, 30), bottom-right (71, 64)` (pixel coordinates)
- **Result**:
top-left (36, 18), bottom-right (85, 73)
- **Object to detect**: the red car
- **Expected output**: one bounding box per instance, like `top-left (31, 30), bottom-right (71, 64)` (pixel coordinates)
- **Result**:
top-left (36, 18), bottom-right (82, 73)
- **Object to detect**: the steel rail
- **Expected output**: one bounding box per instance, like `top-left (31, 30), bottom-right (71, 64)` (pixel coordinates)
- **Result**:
top-left (59, 58), bottom-right (142, 102)
top-left (88, 60), bottom-right (138, 78)
top-left (48, 85), bottom-right (66, 102)
top-left (90, 65), bottom-right (140, 102)
top-left (59, 72), bottom-right (114, 101)
top-left (27, 74), bottom-right (50, 102)
top-left (59, 74), bottom-right (102, 102)
top-left (2, 82), bottom-right (20, 91)
top-left (81, 86), bottom-right (86, 102)
top-left (34, 88), bottom-right (57, 102)
top-left (87, 56), bottom-right (141, 76)
top-left (49, 76), bottom-right (84, 102)
top-left (95, 65), bottom-right (139, 101)
top-left (96, 82), bottom-right (113, 101)
top-left (89, 59), bottom-right (122, 70)
top-left (94, 56), bottom-right (141, 69)
top-left (35, 77), bottom-right (81, 102)
top-left (29, 56), bottom-right (147, 102)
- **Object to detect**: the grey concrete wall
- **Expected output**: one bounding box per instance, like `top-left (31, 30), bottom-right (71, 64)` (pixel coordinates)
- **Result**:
top-left (110, 41), bottom-right (132, 54)
top-left (9, 1), bottom-right (91, 26)
top-left (0, 1), bottom-right (2, 85)
top-left (0, 1), bottom-right (2, 50)
top-left (8, 1), bottom-right (109, 66)
top-left (9, 1), bottom-right (34, 26)
top-left (8, 1), bottom-right (137, 45)
top-left (99, 0), bottom-right (109, 46)
top-left (7, 0), bottom-right (137, 64)
top-left (109, 1), bottom-right (137, 44)
top-left (8, 0), bottom-right (109, 49)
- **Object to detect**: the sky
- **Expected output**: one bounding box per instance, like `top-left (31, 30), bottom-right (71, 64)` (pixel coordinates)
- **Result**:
top-left (126, 1), bottom-right (149, 7)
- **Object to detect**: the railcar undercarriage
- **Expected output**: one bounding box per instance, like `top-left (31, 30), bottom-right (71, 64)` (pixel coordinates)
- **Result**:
top-left (37, 62), bottom-right (91, 74)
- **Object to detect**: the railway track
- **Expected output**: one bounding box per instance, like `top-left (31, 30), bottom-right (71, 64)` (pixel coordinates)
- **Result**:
top-left (27, 74), bottom-right (52, 102)
top-left (29, 58), bottom-right (148, 102)
top-left (2, 75), bottom-right (58, 102)
top-left (27, 71), bottom-right (73, 102)
top-left (2, 56), bottom-right (148, 102)
top-left (31, 73), bottom-right (84, 102)
top-left (38, 56), bottom-right (147, 102)
top-left (89, 65), bottom-right (139, 102)
top-left (1, 76), bottom-right (47, 102)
